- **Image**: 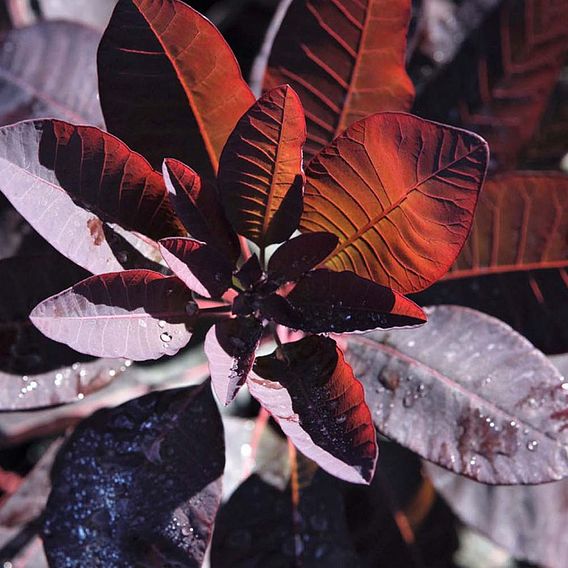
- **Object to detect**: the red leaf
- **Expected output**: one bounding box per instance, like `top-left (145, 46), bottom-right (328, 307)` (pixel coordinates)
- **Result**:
top-left (204, 317), bottom-right (263, 405)
top-left (263, 269), bottom-right (426, 333)
top-left (267, 231), bottom-right (338, 285)
top-left (300, 112), bottom-right (489, 293)
top-left (98, 0), bottom-right (255, 178)
top-left (159, 237), bottom-right (233, 298)
top-left (249, 335), bottom-right (377, 484)
top-left (163, 158), bottom-right (240, 263)
top-left (30, 271), bottom-right (196, 360)
top-left (262, 0), bottom-right (415, 159)
top-left (218, 85), bottom-right (306, 246)
top-left (0, 120), bottom-right (182, 274)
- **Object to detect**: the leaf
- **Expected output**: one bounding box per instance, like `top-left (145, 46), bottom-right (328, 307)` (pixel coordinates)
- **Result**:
top-left (0, 119), bottom-right (183, 275)
top-left (159, 237), bottom-right (233, 298)
top-left (218, 85), bottom-right (306, 246)
top-left (447, 172), bottom-right (568, 278)
top-left (98, 0), bottom-right (255, 178)
top-left (30, 270), bottom-right (196, 360)
top-left (234, 254), bottom-right (264, 290)
top-left (250, 335), bottom-right (377, 484)
top-left (300, 112), bottom-right (489, 293)
top-left (345, 305), bottom-right (568, 484)
top-left (414, 0), bottom-right (568, 171)
top-left (263, 269), bottom-right (426, 333)
top-left (163, 158), bottom-right (240, 263)
top-left (35, 0), bottom-right (118, 30)
top-left (267, 231), bottom-right (339, 285)
top-left (211, 471), bottom-right (362, 567)
top-left (262, 0), bottom-right (415, 159)
top-left (43, 382), bottom-right (224, 567)
top-left (0, 21), bottom-right (104, 127)
top-left (204, 317), bottom-right (263, 405)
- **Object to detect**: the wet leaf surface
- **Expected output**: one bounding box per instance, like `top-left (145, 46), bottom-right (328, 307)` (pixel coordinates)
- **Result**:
top-left (43, 382), bottom-right (224, 567)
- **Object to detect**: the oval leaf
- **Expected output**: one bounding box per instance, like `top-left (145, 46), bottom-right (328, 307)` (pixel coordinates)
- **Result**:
top-left (0, 119), bottom-right (182, 274)
top-left (263, 0), bottom-right (415, 159)
top-left (345, 305), bottom-right (568, 484)
top-left (250, 335), bottom-right (378, 484)
top-left (98, 0), bottom-right (255, 178)
top-left (43, 383), bottom-right (224, 567)
top-left (31, 270), bottom-right (196, 360)
top-left (218, 85), bottom-right (306, 246)
top-left (301, 112), bottom-right (489, 293)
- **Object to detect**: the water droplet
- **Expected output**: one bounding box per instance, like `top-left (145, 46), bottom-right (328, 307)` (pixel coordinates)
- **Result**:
top-left (158, 320), bottom-right (166, 328)
top-left (22, 375), bottom-right (28, 383)
top-left (527, 397), bottom-right (539, 408)
top-left (407, 340), bottom-right (415, 348)
top-left (562, 383), bottom-right (568, 391)
top-left (527, 440), bottom-right (539, 452)
top-left (77, 393), bottom-right (85, 400)
top-left (336, 415), bottom-right (347, 424)
top-left (160, 332), bottom-right (172, 343)
top-left (108, 369), bottom-right (116, 377)
top-left (54, 372), bottom-right (64, 386)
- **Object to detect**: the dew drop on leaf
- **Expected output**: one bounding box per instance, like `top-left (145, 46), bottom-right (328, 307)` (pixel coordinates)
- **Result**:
top-left (527, 440), bottom-right (539, 451)
top-left (160, 332), bottom-right (173, 343)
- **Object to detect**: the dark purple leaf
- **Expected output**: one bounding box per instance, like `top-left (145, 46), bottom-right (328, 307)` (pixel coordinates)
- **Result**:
top-left (163, 158), bottom-right (240, 263)
top-left (267, 232), bottom-right (338, 285)
top-left (0, 21), bottom-right (104, 127)
top-left (205, 317), bottom-right (263, 405)
top-left (266, 269), bottom-right (426, 333)
top-left (250, 336), bottom-right (377, 484)
top-left (159, 237), bottom-right (233, 298)
top-left (43, 382), bottom-right (224, 567)
top-left (345, 305), bottom-right (568, 484)
top-left (31, 270), bottom-right (196, 360)
top-left (234, 254), bottom-right (263, 289)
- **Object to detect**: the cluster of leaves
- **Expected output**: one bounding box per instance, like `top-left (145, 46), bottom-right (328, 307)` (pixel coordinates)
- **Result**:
top-left (0, 0), bottom-right (565, 566)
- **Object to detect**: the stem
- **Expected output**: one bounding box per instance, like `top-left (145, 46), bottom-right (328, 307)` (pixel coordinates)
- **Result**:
top-left (239, 235), bottom-right (252, 261)
top-left (199, 305), bottom-right (232, 315)
top-left (288, 440), bottom-right (303, 568)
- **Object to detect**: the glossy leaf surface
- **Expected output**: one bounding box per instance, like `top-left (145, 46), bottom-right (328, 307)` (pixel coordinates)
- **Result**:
top-left (218, 85), bottom-right (305, 246)
top-left (205, 317), bottom-right (263, 405)
top-left (263, 0), bottom-right (415, 159)
top-left (43, 383), bottom-right (224, 567)
top-left (266, 269), bottom-right (426, 333)
top-left (31, 271), bottom-right (195, 360)
top-left (0, 120), bottom-right (182, 274)
top-left (301, 113), bottom-right (489, 293)
top-left (250, 336), bottom-right (377, 484)
top-left (98, 0), bottom-right (255, 178)
top-left (345, 306), bottom-right (568, 484)
top-left (163, 159), bottom-right (240, 263)
top-left (159, 237), bottom-right (233, 298)
top-left (447, 172), bottom-right (568, 278)
top-left (0, 21), bottom-right (104, 127)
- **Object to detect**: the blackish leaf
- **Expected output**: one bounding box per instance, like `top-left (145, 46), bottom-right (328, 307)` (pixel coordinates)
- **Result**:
top-left (31, 271), bottom-right (196, 360)
top-left (234, 254), bottom-right (264, 289)
top-left (345, 305), bottom-right (568, 484)
top-left (218, 85), bottom-right (306, 246)
top-left (159, 237), bottom-right (233, 298)
top-left (250, 336), bottom-right (377, 484)
top-left (43, 383), bottom-right (224, 567)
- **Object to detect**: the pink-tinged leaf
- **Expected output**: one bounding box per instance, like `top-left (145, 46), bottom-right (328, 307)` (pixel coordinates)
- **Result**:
top-left (218, 85), bottom-right (306, 246)
top-left (159, 237), bottom-right (232, 298)
top-left (264, 269), bottom-right (426, 333)
top-left (204, 317), bottom-right (263, 405)
top-left (163, 158), bottom-right (240, 263)
top-left (0, 120), bottom-right (183, 274)
top-left (345, 305), bottom-right (568, 484)
top-left (30, 271), bottom-right (196, 361)
top-left (249, 335), bottom-right (377, 484)
top-left (0, 21), bottom-right (104, 127)
top-left (263, 0), bottom-right (415, 159)
top-left (267, 231), bottom-right (338, 285)
top-left (301, 112), bottom-right (489, 293)
top-left (35, 0), bottom-right (118, 30)
top-left (98, 0), bottom-right (255, 178)
top-left (234, 254), bottom-right (264, 289)
top-left (43, 383), bottom-right (224, 566)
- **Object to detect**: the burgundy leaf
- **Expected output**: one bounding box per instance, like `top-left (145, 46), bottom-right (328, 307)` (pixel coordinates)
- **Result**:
top-left (267, 231), bottom-right (339, 285)
top-left (250, 335), bottom-right (378, 484)
top-left (265, 269), bottom-right (426, 333)
top-left (43, 382), bottom-right (224, 567)
top-left (345, 305), bottom-right (568, 484)
top-left (218, 85), bottom-right (306, 246)
top-left (163, 158), bottom-right (240, 263)
top-left (159, 237), bottom-right (232, 298)
top-left (98, 0), bottom-right (255, 178)
top-left (234, 254), bottom-right (264, 289)
top-left (0, 120), bottom-right (183, 274)
top-left (0, 21), bottom-right (104, 127)
top-left (204, 317), bottom-right (263, 405)
top-left (31, 270), bottom-right (196, 360)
